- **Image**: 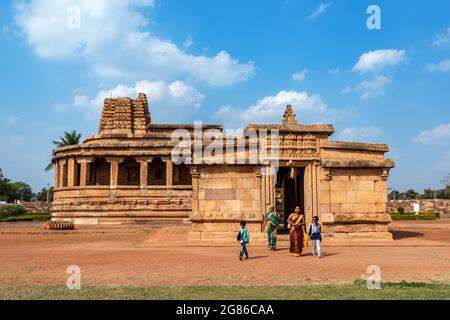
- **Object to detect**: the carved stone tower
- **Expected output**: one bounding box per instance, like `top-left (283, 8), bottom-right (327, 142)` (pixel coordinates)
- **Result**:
top-left (99, 93), bottom-right (151, 136)
top-left (282, 104), bottom-right (298, 125)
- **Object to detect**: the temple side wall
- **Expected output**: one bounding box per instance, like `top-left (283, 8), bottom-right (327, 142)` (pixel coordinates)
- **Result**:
top-left (319, 167), bottom-right (392, 240)
top-left (189, 166), bottom-right (266, 242)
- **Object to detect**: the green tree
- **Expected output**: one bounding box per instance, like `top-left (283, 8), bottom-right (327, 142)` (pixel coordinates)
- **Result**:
top-left (36, 186), bottom-right (53, 202)
top-left (388, 190), bottom-right (400, 200)
top-left (404, 189), bottom-right (418, 199)
top-left (45, 131), bottom-right (82, 171)
top-left (0, 168), bottom-right (12, 202)
top-left (441, 173), bottom-right (450, 188)
top-left (422, 189), bottom-right (435, 199)
top-left (10, 182), bottom-right (34, 202)
top-left (436, 187), bottom-right (450, 200)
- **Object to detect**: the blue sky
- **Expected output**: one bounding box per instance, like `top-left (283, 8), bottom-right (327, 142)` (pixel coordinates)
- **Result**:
top-left (0, 0), bottom-right (449, 192)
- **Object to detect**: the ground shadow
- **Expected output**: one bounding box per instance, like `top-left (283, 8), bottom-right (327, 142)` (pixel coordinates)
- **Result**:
top-left (274, 248), bottom-right (289, 252)
top-left (319, 252), bottom-right (338, 258)
top-left (248, 256), bottom-right (268, 260)
top-left (390, 230), bottom-right (424, 240)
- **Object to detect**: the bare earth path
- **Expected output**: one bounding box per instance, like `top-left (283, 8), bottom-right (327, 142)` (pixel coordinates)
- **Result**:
top-left (0, 220), bottom-right (449, 286)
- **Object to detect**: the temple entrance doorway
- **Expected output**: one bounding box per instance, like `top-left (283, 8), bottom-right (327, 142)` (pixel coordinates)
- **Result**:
top-left (275, 167), bottom-right (305, 232)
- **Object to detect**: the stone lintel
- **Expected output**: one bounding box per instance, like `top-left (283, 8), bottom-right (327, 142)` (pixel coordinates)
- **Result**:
top-left (322, 140), bottom-right (390, 152)
top-left (244, 123), bottom-right (335, 135)
top-left (321, 159), bottom-right (395, 169)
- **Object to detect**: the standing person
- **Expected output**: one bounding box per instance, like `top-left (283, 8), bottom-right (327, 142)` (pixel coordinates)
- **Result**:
top-left (263, 206), bottom-right (280, 251)
top-left (237, 220), bottom-right (250, 261)
top-left (287, 206), bottom-right (305, 257)
top-left (308, 216), bottom-right (322, 258)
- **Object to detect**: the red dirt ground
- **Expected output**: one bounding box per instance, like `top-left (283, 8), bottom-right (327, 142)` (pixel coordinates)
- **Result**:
top-left (0, 220), bottom-right (449, 286)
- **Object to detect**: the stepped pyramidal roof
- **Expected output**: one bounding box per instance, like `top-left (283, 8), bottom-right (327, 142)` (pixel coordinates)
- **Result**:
top-left (99, 93), bottom-right (151, 136)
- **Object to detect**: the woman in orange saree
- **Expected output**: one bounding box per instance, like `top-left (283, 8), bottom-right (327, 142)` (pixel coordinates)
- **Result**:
top-left (287, 206), bottom-right (306, 257)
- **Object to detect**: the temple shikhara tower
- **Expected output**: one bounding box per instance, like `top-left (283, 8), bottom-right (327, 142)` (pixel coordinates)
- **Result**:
top-left (52, 93), bottom-right (395, 241)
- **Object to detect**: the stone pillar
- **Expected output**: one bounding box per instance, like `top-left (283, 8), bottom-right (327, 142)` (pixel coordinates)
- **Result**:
top-left (77, 159), bottom-right (93, 188)
top-left (107, 158), bottom-right (124, 189)
top-left (137, 158), bottom-right (149, 189)
top-left (58, 160), bottom-right (67, 188)
top-left (54, 162), bottom-right (59, 188)
top-left (190, 166), bottom-right (200, 213)
top-left (309, 161), bottom-right (320, 225)
top-left (67, 158), bottom-right (75, 187)
top-left (164, 159), bottom-right (173, 188)
top-left (304, 164), bottom-right (313, 223)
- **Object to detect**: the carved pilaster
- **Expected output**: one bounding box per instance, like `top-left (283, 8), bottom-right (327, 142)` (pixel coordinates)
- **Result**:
top-left (381, 168), bottom-right (389, 181)
top-left (136, 157), bottom-right (149, 189)
top-left (190, 166), bottom-right (200, 214)
top-left (77, 158), bottom-right (93, 188)
top-left (164, 159), bottom-right (173, 188)
top-left (67, 158), bottom-right (75, 187)
top-left (106, 158), bottom-right (125, 189)
top-left (58, 159), bottom-right (67, 188)
top-left (54, 162), bottom-right (59, 188)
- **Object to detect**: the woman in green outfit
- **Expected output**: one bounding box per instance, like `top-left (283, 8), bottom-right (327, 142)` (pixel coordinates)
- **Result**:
top-left (263, 206), bottom-right (280, 251)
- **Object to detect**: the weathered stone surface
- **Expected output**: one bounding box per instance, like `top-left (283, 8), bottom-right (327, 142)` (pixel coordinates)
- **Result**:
top-left (204, 189), bottom-right (236, 200)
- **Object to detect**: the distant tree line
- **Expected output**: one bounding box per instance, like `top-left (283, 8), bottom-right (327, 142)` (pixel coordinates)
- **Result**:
top-left (1, 130), bottom-right (82, 204)
top-left (389, 173), bottom-right (450, 200)
top-left (0, 168), bottom-right (53, 203)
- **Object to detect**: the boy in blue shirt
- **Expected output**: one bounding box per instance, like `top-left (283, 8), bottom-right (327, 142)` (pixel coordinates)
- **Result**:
top-left (237, 220), bottom-right (250, 260)
top-left (308, 216), bottom-right (322, 258)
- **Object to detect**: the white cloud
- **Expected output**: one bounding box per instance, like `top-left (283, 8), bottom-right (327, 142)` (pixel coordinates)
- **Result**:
top-left (71, 80), bottom-right (205, 121)
top-left (3, 115), bottom-right (18, 125)
top-left (341, 86), bottom-right (352, 94)
top-left (291, 69), bottom-right (308, 82)
top-left (336, 127), bottom-right (384, 142)
top-left (425, 59), bottom-right (450, 72)
top-left (356, 75), bottom-right (392, 100)
top-left (214, 90), bottom-right (328, 128)
top-left (415, 124), bottom-right (450, 144)
top-left (433, 28), bottom-right (450, 47)
top-left (74, 94), bottom-right (89, 107)
top-left (353, 49), bottom-right (406, 73)
top-left (183, 34), bottom-right (194, 48)
top-left (14, 0), bottom-right (255, 86)
top-left (308, 3), bottom-right (332, 19)
top-left (329, 68), bottom-right (341, 75)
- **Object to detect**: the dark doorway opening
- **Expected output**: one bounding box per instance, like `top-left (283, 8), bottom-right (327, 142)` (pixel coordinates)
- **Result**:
top-left (276, 167), bottom-right (305, 230)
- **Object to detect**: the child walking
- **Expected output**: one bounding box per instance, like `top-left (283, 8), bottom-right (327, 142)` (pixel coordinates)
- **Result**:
top-left (237, 220), bottom-right (250, 260)
top-left (308, 216), bottom-right (322, 258)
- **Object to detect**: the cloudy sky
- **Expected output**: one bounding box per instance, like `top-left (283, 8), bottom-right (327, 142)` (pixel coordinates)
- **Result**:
top-left (0, 0), bottom-right (449, 192)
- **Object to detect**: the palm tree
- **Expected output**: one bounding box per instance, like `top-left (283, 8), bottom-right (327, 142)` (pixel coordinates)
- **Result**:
top-left (45, 131), bottom-right (82, 171)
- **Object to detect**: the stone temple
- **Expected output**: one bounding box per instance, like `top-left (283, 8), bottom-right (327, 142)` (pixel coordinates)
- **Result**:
top-left (52, 93), bottom-right (395, 241)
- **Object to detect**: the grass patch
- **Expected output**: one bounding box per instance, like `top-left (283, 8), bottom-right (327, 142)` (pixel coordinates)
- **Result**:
top-left (389, 213), bottom-right (439, 221)
top-left (1, 281), bottom-right (449, 300)
top-left (0, 214), bottom-right (51, 222)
